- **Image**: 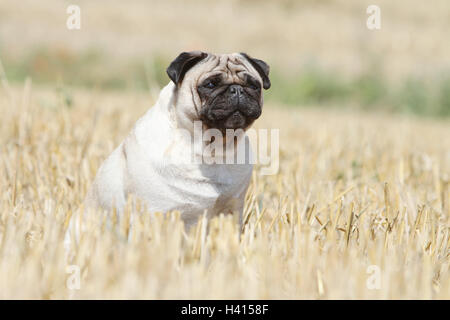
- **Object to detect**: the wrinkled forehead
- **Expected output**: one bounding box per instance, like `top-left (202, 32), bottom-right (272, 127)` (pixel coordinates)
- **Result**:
top-left (196, 53), bottom-right (256, 84)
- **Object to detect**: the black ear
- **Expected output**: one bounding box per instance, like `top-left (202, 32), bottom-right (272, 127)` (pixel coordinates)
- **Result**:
top-left (166, 51), bottom-right (207, 85)
top-left (240, 53), bottom-right (271, 89)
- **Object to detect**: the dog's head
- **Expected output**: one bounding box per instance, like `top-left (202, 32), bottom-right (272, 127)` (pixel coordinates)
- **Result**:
top-left (167, 52), bottom-right (270, 131)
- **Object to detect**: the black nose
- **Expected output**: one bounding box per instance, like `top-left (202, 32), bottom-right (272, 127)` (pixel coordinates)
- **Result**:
top-left (229, 84), bottom-right (243, 95)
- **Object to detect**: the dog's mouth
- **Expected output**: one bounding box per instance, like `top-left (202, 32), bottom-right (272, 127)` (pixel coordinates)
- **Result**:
top-left (200, 105), bottom-right (261, 130)
top-left (222, 110), bottom-right (247, 129)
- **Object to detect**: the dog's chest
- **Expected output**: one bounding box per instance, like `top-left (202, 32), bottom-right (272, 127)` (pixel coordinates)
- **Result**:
top-left (165, 163), bottom-right (249, 202)
top-left (128, 160), bottom-right (251, 214)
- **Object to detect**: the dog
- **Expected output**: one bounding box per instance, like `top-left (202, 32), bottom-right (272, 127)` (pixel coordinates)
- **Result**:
top-left (66, 52), bottom-right (270, 244)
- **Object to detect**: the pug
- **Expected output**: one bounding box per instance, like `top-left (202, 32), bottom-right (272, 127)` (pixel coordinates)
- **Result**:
top-left (68, 52), bottom-right (270, 242)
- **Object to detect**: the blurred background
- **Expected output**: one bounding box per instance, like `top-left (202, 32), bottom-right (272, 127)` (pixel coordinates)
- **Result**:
top-left (1, 0), bottom-right (449, 116)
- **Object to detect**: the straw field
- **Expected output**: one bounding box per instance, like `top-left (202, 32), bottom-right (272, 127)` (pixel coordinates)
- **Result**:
top-left (0, 0), bottom-right (449, 300)
top-left (0, 84), bottom-right (448, 299)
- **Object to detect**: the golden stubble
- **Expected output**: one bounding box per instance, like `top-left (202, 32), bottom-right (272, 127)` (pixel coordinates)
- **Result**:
top-left (0, 83), bottom-right (448, 299)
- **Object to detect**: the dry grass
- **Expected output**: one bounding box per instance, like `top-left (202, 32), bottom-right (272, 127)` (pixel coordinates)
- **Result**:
top-left (0, 82), bottom-right (448, 299)
top-left (0, 0), bottom-right (449, 300)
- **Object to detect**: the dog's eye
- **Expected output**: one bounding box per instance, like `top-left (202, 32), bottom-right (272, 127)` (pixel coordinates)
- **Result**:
top-left (204, 81), bottom-right (216, 89)
top-left (248, 81), bottom-right (260, 90)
